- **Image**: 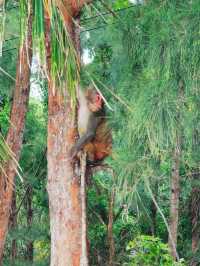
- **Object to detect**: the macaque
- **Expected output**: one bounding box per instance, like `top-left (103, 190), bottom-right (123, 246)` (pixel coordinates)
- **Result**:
top-left (71, 87), bottom-right (112, 163)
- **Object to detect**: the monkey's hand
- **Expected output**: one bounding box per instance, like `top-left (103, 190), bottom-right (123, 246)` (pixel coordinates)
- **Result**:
top-left (70, 131), bottom-right (95, 159)
top-left (70, 144), bottom-right (79, 160)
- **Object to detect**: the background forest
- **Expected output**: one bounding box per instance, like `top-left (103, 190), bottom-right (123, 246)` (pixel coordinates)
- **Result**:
top-left (0, 0), bottom-right (200, 265)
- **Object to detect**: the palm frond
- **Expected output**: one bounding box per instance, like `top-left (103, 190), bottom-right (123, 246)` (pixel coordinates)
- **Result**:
top-left (32, 0), bottom-right (80, 104)
top-left (0, 133), bottom-right (22, 181)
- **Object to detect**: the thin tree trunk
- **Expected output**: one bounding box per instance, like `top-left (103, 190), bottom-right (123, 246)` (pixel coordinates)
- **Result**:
top-left (25, 187), bottom-right (33, 262)
top-left (190, 171), bottom-right (200, 266)
top-left (9, 191), bottom-right (17, 261)
top-left (45, 2), bottom-right (92, 265)
top-left (150, 180), bottom-right (158, 236)
top-left (108, 189), bottom-right (115, 266)
top-left (0, 11), bottom-right (32, 264)
top-left (168, 140), bottom-right (181, 259)
top-left (168, 80), bottom-right (183, 260)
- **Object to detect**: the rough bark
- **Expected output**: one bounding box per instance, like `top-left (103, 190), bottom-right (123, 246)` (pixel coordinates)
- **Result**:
top-left (168, 140), bottom-right (181, 259)
top-left (80, 153), bottom-right (88, 266)
top-left (47, 90), bottom-right (82, 266)
top-left (108, 189), bottom-right (115, 266)
top-left (168, 81), bottom-right (184, 260)
top-left (25, 187), bottom-right (33, 262)
top-left (9, 191), bottom-right (17, 261)
top-left (0, 12), bottom-right (32, 264)
top-left (45, 2), bottom-right (92, 265)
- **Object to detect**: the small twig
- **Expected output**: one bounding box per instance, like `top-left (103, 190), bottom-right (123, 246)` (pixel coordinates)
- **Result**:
top-left (99, 0), bottom-right (118, 18)
top-left (114, 206), bottom-right (123, 222)
top-left (89, 207), bottom-right (106, 226)
top-left (0, 66), bottom-right (16, 81)
top-left (14, 186), bottom-right (30, 216)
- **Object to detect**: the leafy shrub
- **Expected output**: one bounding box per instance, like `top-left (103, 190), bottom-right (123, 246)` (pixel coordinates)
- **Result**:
top-left (125, 235), bottom-right (185, 266)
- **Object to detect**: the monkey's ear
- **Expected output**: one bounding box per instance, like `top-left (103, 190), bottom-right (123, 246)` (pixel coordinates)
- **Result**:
top-left (95, 94), bottom-right (102, 104)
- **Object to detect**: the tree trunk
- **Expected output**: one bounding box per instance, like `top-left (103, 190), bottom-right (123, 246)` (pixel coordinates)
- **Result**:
top-left (9, 191), bottom-right (17, 261)
top-left (0, 12), bottom-right (32, 264)
top-left (25, 187), bottom-right (33, 262)
top-left (80, 153), bottom-right (88, 266)
top-left (108, 189), bottom-right (115, 266)
top-left (168, 81), bottom-right (183, 260)
top-left (45, 2), bottom-right (92, 265)
top-left (168, 141), bottom-right (181, 259)
top-left (190, 171), bottom-right (200, 266)
top-left (47, 89), bottom-right (82, 266)
top-left (150, 180), bottom-right (158, 236)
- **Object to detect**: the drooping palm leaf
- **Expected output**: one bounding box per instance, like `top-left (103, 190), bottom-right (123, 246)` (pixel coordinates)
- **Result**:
top-left (0, 133), bottom-right (22, 181)
top-left (32, 0), bottom-right (80, 104)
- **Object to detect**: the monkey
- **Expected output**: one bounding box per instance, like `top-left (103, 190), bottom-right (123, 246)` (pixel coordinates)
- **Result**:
top-left (71, 86), bottom-right (112, 163)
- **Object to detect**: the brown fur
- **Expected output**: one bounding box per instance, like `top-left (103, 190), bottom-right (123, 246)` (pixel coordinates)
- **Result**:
top-left (72, 87), bottom-right (112, 163)
top-left (84, 119), bottom-right (112, 162)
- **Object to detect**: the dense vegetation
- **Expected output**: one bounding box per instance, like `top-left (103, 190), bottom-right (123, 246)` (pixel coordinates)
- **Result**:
top-left (0, 0), bottom-right (200, 265)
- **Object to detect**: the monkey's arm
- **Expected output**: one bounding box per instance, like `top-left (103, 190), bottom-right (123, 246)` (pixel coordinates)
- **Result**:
top-left (71, 113), bottom-right (101, 158)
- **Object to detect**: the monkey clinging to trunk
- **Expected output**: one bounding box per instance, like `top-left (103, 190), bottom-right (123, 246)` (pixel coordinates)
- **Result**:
top-left (71, 86), bottom-right (112, 163)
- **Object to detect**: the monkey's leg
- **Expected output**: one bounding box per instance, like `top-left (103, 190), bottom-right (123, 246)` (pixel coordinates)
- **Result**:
top-left (83, 143), bottom-right (96, 162)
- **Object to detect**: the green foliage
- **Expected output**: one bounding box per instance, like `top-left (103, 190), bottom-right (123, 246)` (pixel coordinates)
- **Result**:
top-left (32, 0), bottom-right (79, 104)
top-left (0, 99), bottom-right (10, 135)
top-left (19, 0), bottom-right (29, 43)
top-left (34, 240), bottom-right (50, 264)
top-left (0, 1), bottom-right (20, 175)
top-left (32, 0), bottom-right (45, 64)
top-left (50, 4), bottom-right (79, 103)
top-left (0, 0), bottom-right (6, 56)
top-left (82, 0), bottom-right (200, 264)
top-left (0, 99), bottom-right (10, 169)
top-left (88, 172), bottom-right (140, 265)
top-left (113, 0), bottom-right (130, 9)
top-left (4, 99), bottom-right (48, 265)
top-left (1, 0), bottom-right (200, 265)
top-left (0, 5), bottom-right (19, 92)
top-left (0, 133), bottom-right (9, 167)
top-left (125, 235), bottom-right (185, 266)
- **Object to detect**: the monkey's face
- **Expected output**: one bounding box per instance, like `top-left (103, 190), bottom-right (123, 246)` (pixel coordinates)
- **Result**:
top-left (88, 93), bottom-right (103, 112)
top-left (86, 89), bottom-right (103, 112)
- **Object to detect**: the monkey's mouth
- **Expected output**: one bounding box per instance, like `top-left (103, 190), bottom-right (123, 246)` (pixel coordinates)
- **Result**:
top-left (89, 103), bottom-right (102, 112)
